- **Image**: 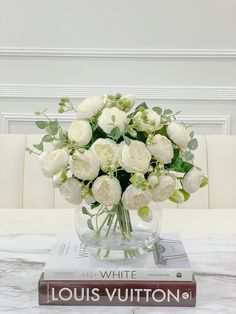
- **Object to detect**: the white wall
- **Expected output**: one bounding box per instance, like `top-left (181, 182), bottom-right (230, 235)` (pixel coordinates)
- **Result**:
top-left (0, 0), bottom-right (236, 134)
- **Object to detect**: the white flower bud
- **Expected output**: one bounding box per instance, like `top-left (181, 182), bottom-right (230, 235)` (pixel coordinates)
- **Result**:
top-left (40, 149), bottom-right (69, 178)
top-left (59, 178), bottom-right (82, 205)
top-left (167, 122), bottom-right (191, 149)
top-left (98, 107), bottom-right (127, 133)
top-left (183, 167), bottom-right (204, 193)
top-left (150, 175), bottom-right (176, 202)
top-left (77, 97), bottom-right (104, 119)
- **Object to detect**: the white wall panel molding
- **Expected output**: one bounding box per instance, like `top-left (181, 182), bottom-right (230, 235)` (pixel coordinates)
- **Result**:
top-left (1, 84), bottom-right (236, 101)
top-left (1, 48), bottom-right (236, 59)
top-left (0, 112), bottom-right (230, 135)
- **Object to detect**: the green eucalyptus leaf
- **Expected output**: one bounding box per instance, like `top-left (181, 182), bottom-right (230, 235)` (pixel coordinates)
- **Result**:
top-left (123, 135), bottom-right (131, 145)
top-left (42, 134), bottom-right (54, 142)
top-left (33, 142), bottom-right (44, 152)
top-left (184, 151), bottom-right (194, 161)
top-left (135, 102), bottom-right (148, 111)
top-left (152, 106), bottom-right (163, 115)
top-left (110, 127), bottom-right (121, 140)
top-left (187, 138), bottom-right (198, 150)
top-left (48, 120), bottom-right (59, 135)
top-left (35, 121), bottom-right (47, 129)
top-left (190, 130), bottom-right (194, 138)
top-left (87, 218), bottom-right (94, 230)
top-left (91, 202), bottom-right (100, 209)
top-left (82, 206), bottom-right (91, 216)
top-left (163, 109), bottom-right (173, 115)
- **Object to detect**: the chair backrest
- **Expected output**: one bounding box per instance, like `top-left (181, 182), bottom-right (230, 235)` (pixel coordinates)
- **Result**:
top-left (0, 134), bottom-right (236, 209)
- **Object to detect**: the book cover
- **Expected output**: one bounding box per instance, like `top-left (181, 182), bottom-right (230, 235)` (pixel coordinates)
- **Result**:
top-left (38, 273), bottom-right (196, 307)
top-left (43, 233), bottom-right (193, 281)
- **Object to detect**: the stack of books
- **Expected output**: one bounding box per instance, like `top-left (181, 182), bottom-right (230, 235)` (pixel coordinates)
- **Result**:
top-left (38, 233), bottom-right (196, 307)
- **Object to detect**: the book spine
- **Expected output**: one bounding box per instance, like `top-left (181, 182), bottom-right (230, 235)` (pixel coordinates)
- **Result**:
top-left (44, 268), bottom-right (193, 281)
top-left (38, 280), bottom-right (196, 307)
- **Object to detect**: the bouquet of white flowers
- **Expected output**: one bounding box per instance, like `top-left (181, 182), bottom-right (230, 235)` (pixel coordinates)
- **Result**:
top-left (27, 93), bottom-right (208, 258)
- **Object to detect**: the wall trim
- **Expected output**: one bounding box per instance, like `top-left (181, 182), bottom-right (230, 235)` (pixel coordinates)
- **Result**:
top-left (1, 48), bottom-right (236, 59)
top-left (0, 112), bottom-right (231, 135)
top-left (1, 84), bottom-right (236, 100)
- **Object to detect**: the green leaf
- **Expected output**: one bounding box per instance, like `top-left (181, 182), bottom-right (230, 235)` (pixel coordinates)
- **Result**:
top-left (33, 142), bottom-right (44, 152)
top-left (42, 134), bottom-right (54, 142)
top-left (152, 106), bottom-right (162, 115)
top-left (58, 107), bottom-right (65, 113)
top-left (163, 109), bottom-right (173, 115)
top-left (182, 161), bottom-right (194, 172)
top-left (48, 120), bottom-right (59, 135)
top-left (184, 151), bottom-right (194, 161)
top-left (200, 176), bottom-right (208, 188)
top-left (123, 135), bottom-right (131, 145)
top-left (82, 206), bottom-right (90, 216)
top-left (190, 130), bottom-right (194, 138)
top-left (60, 170), bottom-right (67, 183)
top-left (187, 138), bottom-right (198, 150)
top-left (135, 102), bottom-right (148, 111)
top-left (87, 218), bottom-right (94, 230)
top-left (138, 206), bottom-right (152, 222)
top-left (110, 127), bottom-right (121, 140)
top-left (91, 202), bottom-right (100, 209)
top-left (35, 121), bottom-right (47, 129)
top-left (179, 188), bottom-right (190, 201)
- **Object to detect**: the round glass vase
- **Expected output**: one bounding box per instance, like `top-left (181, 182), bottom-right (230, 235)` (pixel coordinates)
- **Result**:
top-left (75, 202), bottom-right (162, 260)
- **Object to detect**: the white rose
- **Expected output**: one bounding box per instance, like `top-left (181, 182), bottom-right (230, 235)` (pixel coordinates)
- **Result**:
top-left (147, 134), bottom-right (174, 164)
top-left (183, 167), bottom-right (204, 193)
top-left (68, 120), bottom-right (92, 146)
top-left (92, 175), bottom-right (122, 206)
top-left (69, 150), bottom-right (100, 181)
top-left (59, 178), bottom-right (82, 205)
top-left (90, 138), bottom-right (119, 167)
top-left (98, 107), bottom-right (127, 133)
top-left (134, 109), bottom-right (161, 133)
top-left (77, 97), bottom-right (104, 119)
top-left (167, 122), bottom-right (190, 149)
top-left (118, 140), bottom-right (151, 173)
top-left (39, 149), bottom-right (68, 178)
top-left (150, 175), bottom-right (176, 202)
top-left (124, 95), bottom-right (136, 108)
top-left (122, 185), bottom-right (152, 210)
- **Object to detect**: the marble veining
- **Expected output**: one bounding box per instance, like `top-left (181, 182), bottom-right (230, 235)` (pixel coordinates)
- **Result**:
top-left (0, 234), bottom-right (236, 314)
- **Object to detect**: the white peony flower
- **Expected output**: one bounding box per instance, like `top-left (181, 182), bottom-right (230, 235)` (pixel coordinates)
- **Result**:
top-left (69, 150), bottom-right (100, 181)
top-left (77, 97), bottom-right (104, 120)
top-left (118, 140), bottom-right (151, 174)
top-left (150, 174), bottom-right (176, 202)
top-left (92, 175), bottom-right (122, 206)
top-left (98, 107), bottom-right (128, 133)
top-left (59, 178), bottom-right (82, 205)
top-left (167, 122), bottom-right (191, 149)
top-left (134, 109), bottom-right (161, 133)
top-left (90, 138), bottom-right (119, 167)
top-left (122, 185), bottom-right (152, 210)
top-left (183, 167), bottom-right (204, 193)
top-left (147, 134), bottom-right (174, 164)
top-left (68, 120), bottom-right (92, 146)
top-left (39, 149), bottom-right (68, 178)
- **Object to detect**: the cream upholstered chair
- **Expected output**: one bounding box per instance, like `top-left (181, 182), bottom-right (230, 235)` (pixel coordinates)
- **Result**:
top-left (0, 134), bottom-right (236, 209)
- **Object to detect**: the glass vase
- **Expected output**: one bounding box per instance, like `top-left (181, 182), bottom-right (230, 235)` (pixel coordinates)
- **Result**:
top-left (75, 201), bottom-right (162, 260)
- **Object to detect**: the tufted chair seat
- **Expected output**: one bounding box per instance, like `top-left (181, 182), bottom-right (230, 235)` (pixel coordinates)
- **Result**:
top-left (0, 134), bottom-right (236, 209)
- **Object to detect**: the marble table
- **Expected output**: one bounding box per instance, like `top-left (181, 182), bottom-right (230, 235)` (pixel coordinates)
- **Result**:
top-left (0, 233), bottom-right (236, 314)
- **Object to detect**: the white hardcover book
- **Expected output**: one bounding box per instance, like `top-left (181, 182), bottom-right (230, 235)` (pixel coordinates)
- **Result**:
top-left (43, 233), bottom-right (193, 281)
